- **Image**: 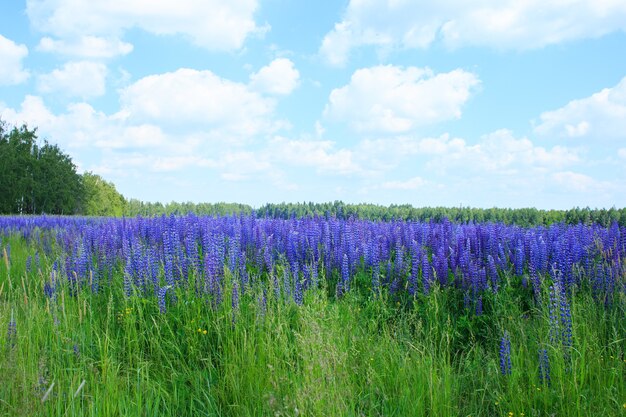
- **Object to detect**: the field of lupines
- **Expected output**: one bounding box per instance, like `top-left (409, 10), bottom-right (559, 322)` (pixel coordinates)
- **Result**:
top-left (0, 214), bottom-right (625, 416)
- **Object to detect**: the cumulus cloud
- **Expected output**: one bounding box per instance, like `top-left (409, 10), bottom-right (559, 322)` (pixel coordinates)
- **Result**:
top-left (425, 130), bottom-right (580, 174)
top-left (26, 0), bottom-right (265, 51)
top-left (0, 35), bottom-right (30, 85)
top-left (381, 176), bottom-right (427, 190)
top-left (37, 61), bottom-right (108, 98)
top-left (320, 0), bottom-right (626, 66)
top-left (119, 68), bottom-right (283, 137)
top-left (249, 58), bottom-right (300, 95)
top-left (0, 95), bottom-right (144, 149)
top-left (37, 36), bottom-right (133, 58)
top-left (551, 171), bottom-right (615, 192)
top-left (324, 65), bottom-right (479, 133)
top-left (357, 130), bottom-right (580, 178)
top-left (268, 136), bottom-right (363, 175)
top-left (534, 76), bottom-right (626, 140)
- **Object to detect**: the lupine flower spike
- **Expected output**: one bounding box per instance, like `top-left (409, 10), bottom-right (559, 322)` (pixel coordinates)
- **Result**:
top-left (500, 331), bottom-right (512, 376)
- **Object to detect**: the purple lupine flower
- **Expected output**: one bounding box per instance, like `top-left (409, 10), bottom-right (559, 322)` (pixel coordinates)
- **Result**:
top-left (463, 292), bottom-right (471, 310)
top-left (372, 263), bottom-right (380, 295)
top-left (311, 261), bottom-right (319, 289)
top-left (231, 280), bottom-right (240, 323)
top-left (163, 234), bottom-right (176, 287)
top-left (341, 254), bottom-right (350, 293)
top-left (408, 242), bottom-right (419, 296)
top-left (44, 270), bottom-right (57, 299)
top-left (548, 282), bottom-right (573, 362)
top-left (435, 246), bottom-right (448, 286)
top-left (392, 240), bottom-right (402, 274)
top-left (548, 283), bottom-right (561, 345)
top-left (487, 254), bottom-right (499, 293)
top-left (559, 288), bottom-right (573, 356)
top-left (475, 295), bottom-right (483, 316)
top-left (123, 259), bottom-right (133, 298)
top-left (76, 243), bottom-right (90, 282)
top-left (514, 240), bottom-right (524, 276)
top-left (157, 286), bottom-right (171, 314)
top-left (538, 348), bottom-right (550, 386)
top-left (292, 262), bottom-right (303, 305)
top-left (499, 331), bottom-right (512, 376)
top-left (421, 254), bottom-right (431, 295)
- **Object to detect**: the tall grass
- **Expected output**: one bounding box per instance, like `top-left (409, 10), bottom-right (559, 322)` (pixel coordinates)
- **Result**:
top-left (1, 226), bottom-right (625, 417)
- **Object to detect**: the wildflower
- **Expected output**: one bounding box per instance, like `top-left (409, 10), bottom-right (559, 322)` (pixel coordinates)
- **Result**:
top-left (231, 281), bottom-right (240, 325)
top-left (341, 254), bottom-right (350, 293)
top-left (500, 331), bottom-right (512, 376)
top-left (538, 348), bottom-right (550, 386)
top-left (158, 286), bottom-right (171, 314)
top-left (232, 281), bottom-right (240, 312)
top-left (292, 262), bottom-right (303, 305)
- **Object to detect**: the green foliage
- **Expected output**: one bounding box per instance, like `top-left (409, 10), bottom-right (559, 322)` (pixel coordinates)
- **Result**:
top-left (0, 121), bottom-right (84, 215)
top-left (0, 233), bottom-right (624, 416)
top-left (123, 199), bottom-right (253, 217)
top-left (116, 199), bottom-right (626, 226)
top-left (82, 172), bottom-right (126, 217)
top-left (256, 201), bottom-right (626, 226)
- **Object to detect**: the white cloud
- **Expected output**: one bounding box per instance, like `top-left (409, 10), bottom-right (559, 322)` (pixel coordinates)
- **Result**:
top-left (37, 61), bottom-right (108, 98)
top-left (0, 35), bottom-right (29, 85)
top-left (357, 130), bottom-right (580, 177)
top-left (210, 151), bottom-right (296, 190)
top-left (320, 0), bottom-right (626, 65)
top-left (269, 136), bottom-right (363, 175)
top-left (0, 93), bottom-right (295, 190)
top-left (552, 171), bottom-right (614, 192)
top-left (119, 68), bottom-right (282, 137)
top-left (27, 0), bottom-right (266, 51)
top-left (382, 176), bottom-right (427, 190)
top-left (249, 58), bottom-right (300, 95)
top-left (619, 148), bottom-right (626, 159)
top-left (534, 76), bottom-right (626, 140)
top-left (425, 130), bottom-right (580, 174)
top-left (96, 124), bottom-right (168, 150)
top-left (0, 95), bottom-right (188, 155)
top-left (324, 65), bottom-right (479, 133)
top-left (37, 36), bottom-right (133, 58)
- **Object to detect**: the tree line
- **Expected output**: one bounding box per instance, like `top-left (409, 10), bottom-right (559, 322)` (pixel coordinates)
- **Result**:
top-left (0, 122), bottom-right (84, 214)
top-left (0, 122), bottom-right (126, 216)
top-left (1, 121), bottom-right (624, 226)
top-left (255, 202), bottom-right (626, 227)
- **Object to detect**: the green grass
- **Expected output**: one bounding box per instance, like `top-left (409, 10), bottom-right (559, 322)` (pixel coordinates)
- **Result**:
top-left (0, 234), bottom-right (625, 417)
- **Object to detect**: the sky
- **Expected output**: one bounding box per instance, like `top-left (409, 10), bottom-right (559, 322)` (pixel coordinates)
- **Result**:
top-left (1, 1), bottom-right (625, 209)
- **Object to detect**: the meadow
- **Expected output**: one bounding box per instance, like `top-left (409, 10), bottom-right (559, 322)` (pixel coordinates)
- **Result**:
top-left (0, 214), bottom-right (624, 416)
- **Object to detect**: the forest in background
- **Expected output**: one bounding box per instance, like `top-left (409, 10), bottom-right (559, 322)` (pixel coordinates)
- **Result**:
top-left (2, 121), bottom-right (625, 226)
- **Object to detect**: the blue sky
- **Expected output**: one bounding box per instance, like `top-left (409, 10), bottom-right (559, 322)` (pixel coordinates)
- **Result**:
top-left (1, 0), bottom-right (625, 209)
